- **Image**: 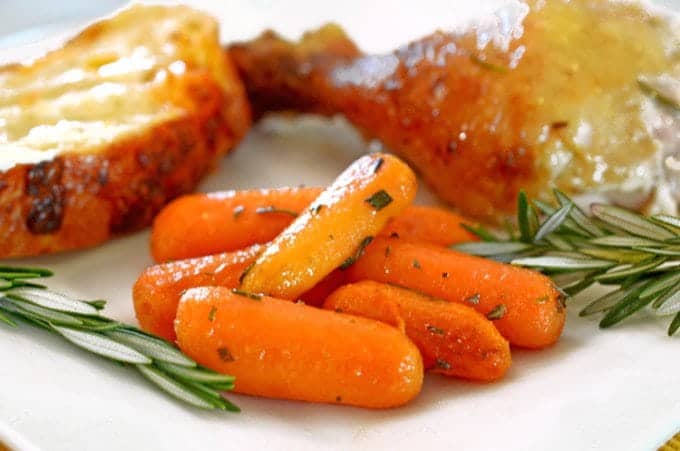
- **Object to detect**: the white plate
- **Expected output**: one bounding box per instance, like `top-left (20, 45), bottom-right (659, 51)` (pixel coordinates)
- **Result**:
top-left (1, 2), bottom-right (680, 450)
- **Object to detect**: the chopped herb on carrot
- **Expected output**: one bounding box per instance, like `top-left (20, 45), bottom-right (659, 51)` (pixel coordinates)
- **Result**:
top-left (487, 304), bottom-right (507, 320)
top-left (465, 293), bottom-right (480, 305)
top-left (365, 190), bottom-right (393, 210)
top-left (255, 206), bottom-right (299, 217)
top-left (233, 205), bottom-right (245, 219)
top-left (232, 289), bottom-right (263, 301)
top-left (426, 325), bottom-right (445, 335)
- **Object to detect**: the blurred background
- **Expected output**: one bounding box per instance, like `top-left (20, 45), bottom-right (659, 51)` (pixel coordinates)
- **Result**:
top-left (2, 0), bottom-right (678, 60)
top-left (1, 0), bottom-right (126, 39)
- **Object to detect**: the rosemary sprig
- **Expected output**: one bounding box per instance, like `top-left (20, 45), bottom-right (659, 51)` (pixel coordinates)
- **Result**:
top-left (454, 190), bottom-right (680, 335)
top-left (0, 268), bottom-right (238, 411)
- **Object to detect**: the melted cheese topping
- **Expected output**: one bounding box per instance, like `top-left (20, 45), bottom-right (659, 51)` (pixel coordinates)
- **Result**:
top-left (0, 5), bottom-right (221, 171)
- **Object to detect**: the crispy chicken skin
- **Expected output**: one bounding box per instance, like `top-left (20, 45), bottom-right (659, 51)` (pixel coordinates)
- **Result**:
top-left (0, 5), bottom-right (251, 257)
top-left (230, 0), bottom-right (679, 221)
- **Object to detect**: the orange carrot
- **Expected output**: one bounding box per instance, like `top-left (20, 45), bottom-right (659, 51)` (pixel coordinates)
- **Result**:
top-left (298, 269), bottom-right (347, 307)
top-left (323, 281), bottom-right (511, 381)
top-left (175, 286), bottom-right (424, 408)
top-left (240, 153), bottom-right (417, 299)
top-left (133, 245), bottom-right (262, 341)
top-left (345, 237), bottom-right (565, 349)
top-left (383, 205), bottom-right (477, 247)
top-left (133, 244), bottom-right (347, 340)
top-left (150, 188), bottom-right (475, 263)
top-left (151, 187), bottom-right (321, 262)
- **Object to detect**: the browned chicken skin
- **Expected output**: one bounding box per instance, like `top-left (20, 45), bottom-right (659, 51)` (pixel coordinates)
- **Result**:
top-left (230, 0), bottom-right (679, 221)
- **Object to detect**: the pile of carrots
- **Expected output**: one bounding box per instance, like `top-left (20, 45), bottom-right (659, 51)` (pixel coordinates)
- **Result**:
top-left (133, 153), bottom-right (565, 409)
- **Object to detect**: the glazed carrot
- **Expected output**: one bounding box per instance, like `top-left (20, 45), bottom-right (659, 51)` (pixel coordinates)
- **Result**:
top-left (133, 244), bottom-right (262, 341)
top-left (384, 205), bottom-right (477, 247)
top-left (151, 187), bottom-right (322, 262)
top-left (323, 281), bottom-right (511, 381)
top-left (175, 286), bottom-right (424, 408)
top-left (151, 187), bottom-right (476, 262)
top-left (240, 153), bottom-right (417, 299)
top-left (134, 244), bottom-right (347, 340)
top-left (298, 270), bottom-right (347, 307)
top-left (345, 237), bottom-right (565, 349)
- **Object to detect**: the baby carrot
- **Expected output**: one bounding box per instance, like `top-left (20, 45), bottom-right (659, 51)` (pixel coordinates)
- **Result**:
top-left (134, 245), bottom-right (349, 340)
top-left (175, 286), bottom-right (424, 408)
top-left (133, 244), bottom-right (262, 341)
top-left (151, 187), bottom-right (476, 262)
top-left (151, 187), bottom-right (322, 262)
top-left (383, 205), bottom-right (478, 247)
top-left (323, 281), bottom-right (511, 381)
top-left (298, 269), bottom-right (347, 307)
top-left (345, 237), bottom-right (565, 349)
top-left (240, 153), bottom-right (417, 299)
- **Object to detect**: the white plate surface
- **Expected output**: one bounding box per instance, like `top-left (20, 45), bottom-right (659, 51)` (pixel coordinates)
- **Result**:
top-left (1, 1), bottom-right (679, 450)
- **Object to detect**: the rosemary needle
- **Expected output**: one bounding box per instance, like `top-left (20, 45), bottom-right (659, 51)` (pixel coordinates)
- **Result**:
top-left (454, 190), bottom-right (680, 336)
top-left (0, 269), bottom-right (238, 412)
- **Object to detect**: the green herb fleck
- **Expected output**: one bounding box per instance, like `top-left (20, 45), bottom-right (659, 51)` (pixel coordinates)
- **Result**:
top-left (556, 292), bottom-right (566, 313)
top-left (435, 359), bottom-right (451, 370)
top-left (536, 295), bottom-right (548, 304)
top-left (365, 190), bottom-right (393, 211)
top-left (412, 259), bottom-right (421, 269)
top-left (340, 236), bottom-right (374, 270)
top-left (255, 206), bottom-right (298, 217)
top-left (217, 347), bottom-right (234, 362)
top-left (238, 262), bottom-right (255, 285)
top-left (232, 205), bottom-right (245, 219)
top-left (371, 157), bottom-right (384, 174)
top-left (427, 325), bottom-right (445, 335)
top-left (470, 54), bottom-right (508, 73)
top-left (487, 304), bottom-right (507, 320)
top-left (465, 293), bottom-right (480, 305)
top-left (231, 289), bottom-right (263, 301)
top-left (208, 306), bottom-right (217, 322)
